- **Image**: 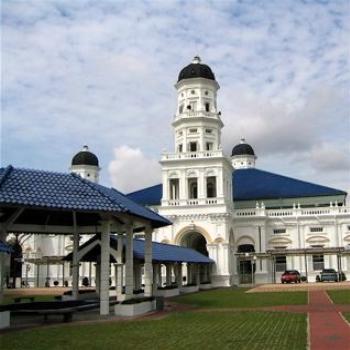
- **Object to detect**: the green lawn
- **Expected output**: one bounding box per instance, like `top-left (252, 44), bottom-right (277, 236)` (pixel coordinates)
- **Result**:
top-left (343, 313), bottom-right (350, 323)
top-left (0, 311), bottom-right (307, 350)
top-left (327, 290), bottom-right (350, 304)
top-left (171, 288), bottom-right (307, 308)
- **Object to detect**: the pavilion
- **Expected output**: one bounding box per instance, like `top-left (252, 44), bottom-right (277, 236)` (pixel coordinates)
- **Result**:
top-left (0, 165), bottom-right (171, 315)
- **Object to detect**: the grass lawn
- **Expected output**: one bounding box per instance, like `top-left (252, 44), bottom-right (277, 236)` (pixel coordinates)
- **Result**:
top-left (171, 288), bottom-right (307, 308)
top-left (327, 290), bottom-right (350, 304)
top-left (0, 311), bottom-right (306, 350)
top-left (343, 313), bottom-right (350, 323)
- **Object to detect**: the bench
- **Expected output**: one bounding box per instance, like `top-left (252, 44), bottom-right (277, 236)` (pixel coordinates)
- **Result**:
top-left (13, 296), bottom-right (35, 303)
top-left (14, 303), bottom-right (99, 322)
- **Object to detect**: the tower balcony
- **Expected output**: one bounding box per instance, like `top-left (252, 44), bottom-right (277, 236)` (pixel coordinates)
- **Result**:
top-left (172, 111), bottom-right (223, 126)
top-left (161, 150), bottom-right (224, 161)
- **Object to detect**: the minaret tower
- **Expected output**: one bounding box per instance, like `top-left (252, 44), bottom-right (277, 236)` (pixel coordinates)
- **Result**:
top-left (70, 145), bottom-right (100, 183)
top-left (160, 56), bottom-right (233, 208)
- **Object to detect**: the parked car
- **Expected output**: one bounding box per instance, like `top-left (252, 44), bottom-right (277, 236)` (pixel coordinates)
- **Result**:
top-left (320, 268), bottom-right (339, 282)
top-left (281, 270), bottom-right (301, 284)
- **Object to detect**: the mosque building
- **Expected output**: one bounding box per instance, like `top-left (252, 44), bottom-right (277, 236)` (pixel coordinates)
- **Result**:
top-left (19, 57), bottom-right (350, 287)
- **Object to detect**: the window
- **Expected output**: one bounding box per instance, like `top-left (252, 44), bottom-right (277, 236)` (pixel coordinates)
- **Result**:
top-left (189, 142), bottom-right (197, 152)
top-left (178, 144), bottom-right (183, 153)
top-left (191, 90), bottom-right (195, 94)
top-left (205, 129), bottom-right (212, 134)
top-left (188, 178), bottom-right (198, 199)
top-left (169, 179), bottom-right (179, 200)
top-left (189, 128), bottom-right (197, 134)
top-left (179, 105), bottom-right (184, 114)
top-left (310, 227), bottom-right (323, 233)
top-left (206, 176), bottom-right (217, 198)
top-left (205, 90), bottom-right (209, 96)
top-left (206, 142), bottom-right (213, 151)
top-left (348, 225), bottom-right (350, 231)
top-left (273, 228), bottom-right (286, 234)
top-left (205, 102), bottom-right (210, 112)
top-left (275, 255), bottom-right (287, 272)
top-left (312, 254), bottom-right (324, 271)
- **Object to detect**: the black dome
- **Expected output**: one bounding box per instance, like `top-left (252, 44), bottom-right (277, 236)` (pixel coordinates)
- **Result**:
top-left (231, 138), bottom-right (255, 157)
top-left (72, 146), bottom-right (99, 166)
top-left (178, 56), bottom-right (216, 82)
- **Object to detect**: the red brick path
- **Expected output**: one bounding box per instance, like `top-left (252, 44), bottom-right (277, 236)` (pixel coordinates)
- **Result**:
top-left (308, 291), bottom-right (350, 350)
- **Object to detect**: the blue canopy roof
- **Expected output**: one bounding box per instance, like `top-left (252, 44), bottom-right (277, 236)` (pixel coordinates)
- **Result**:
top-left (126, 168), bottom-right (346, 205)
top-left (131, 238), bottom-right (213, 264)
top-left (65, 235), bottom-right (213, 264)
top-left (0, 241), bottom-right (13, 254)
top-left (0, 166), bottom-right (171, 228)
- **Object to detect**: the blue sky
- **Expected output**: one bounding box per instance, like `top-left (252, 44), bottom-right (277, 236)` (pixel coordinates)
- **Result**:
top-left (2, 0), bottom-right (349, 193)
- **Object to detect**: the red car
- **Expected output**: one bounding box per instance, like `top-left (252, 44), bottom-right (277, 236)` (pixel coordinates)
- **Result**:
top-left (281, 270), bottom-right (301, 284)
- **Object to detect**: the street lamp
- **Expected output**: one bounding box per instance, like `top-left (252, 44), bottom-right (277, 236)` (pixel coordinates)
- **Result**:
top-left (251, 255), bottom-right (257, 286)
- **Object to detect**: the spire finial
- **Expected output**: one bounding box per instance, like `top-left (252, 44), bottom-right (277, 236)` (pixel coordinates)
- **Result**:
top-left (82, 145), bottom-right (89, 151)
top-left (192, 56), bottom-right (201, 64)
top-left (240, 137), bottom-right (246, 144)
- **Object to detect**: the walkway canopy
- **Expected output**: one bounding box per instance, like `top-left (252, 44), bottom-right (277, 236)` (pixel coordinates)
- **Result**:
top-left (64, 235), bottom-right (214, 264)
top-left (0, 241), bottom-right (12, 254)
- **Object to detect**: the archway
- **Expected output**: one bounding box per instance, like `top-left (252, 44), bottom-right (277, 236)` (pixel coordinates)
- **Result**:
top-left (237, 243), bottom-right (255, 284)
top-left (181, 232), bottom-right (209, 257)
top-left (180, 231), bottom-right (209, 284)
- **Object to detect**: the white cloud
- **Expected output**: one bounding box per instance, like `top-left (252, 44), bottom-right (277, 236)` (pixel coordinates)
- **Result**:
top-left (1, 0), bottom-right (349, 191)
top-left (108, 145), bottom-right (160, 193)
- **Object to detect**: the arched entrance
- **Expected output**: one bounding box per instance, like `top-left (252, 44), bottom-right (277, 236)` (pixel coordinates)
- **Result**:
top-left (180, 231), bottom-right (209, 284)
top-left (181, 232), bottom-right (209, 256)
top-left (237, 243), bottom-right (255, 284)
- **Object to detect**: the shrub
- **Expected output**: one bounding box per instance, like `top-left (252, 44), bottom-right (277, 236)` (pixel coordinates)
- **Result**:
top-left (300, 276), bottom-right (307, 282)
top-left (82, 277), bottom-right (89, 287)
top-left (316, 275), bottom-right (320, 282)
top-left (121, 297), bottom-right (154, 305)
top-left (53, 280), bottom-right (59, 286)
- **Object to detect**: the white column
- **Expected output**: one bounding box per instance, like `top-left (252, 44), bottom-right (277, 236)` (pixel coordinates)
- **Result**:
top-left (100, 220), bottom-right (111, 315)
top-left (158, 264), bottom-right (162, 287)
top-left (115, 235), bottom-right (123, 298)
top-left (0, 230), bottom-right (7, 304)
top-left (195, 265), bottom-right (200, 285)
top-left (95, 263), bottom-right (100, 295)
top-left (125, 224), bottom-right (134, 299)
top-left (72, 212), bottom-right (79, 299)
top-left (144, 227), bottom-right (153, 297)
top-left (176, 263), bottom-right (183, 287)
top-left (166, 264), bottom-right (172, 285)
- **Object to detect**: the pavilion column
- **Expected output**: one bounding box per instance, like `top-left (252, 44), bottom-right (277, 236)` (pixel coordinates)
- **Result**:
top-left (166, 264), bottom-right (172, 286)
top-left (158, 264), bottom-right (162, 287)
top-left (134, 263), bottom-right (142, 291)
top-left (152, 265), bottom-right (158, 294)
top-left (100, 220), bottom-right (111, 315)
top-left (187, 263), bottom-right (192, 285)
top-left (72, 212), bottom-right (79, 299)
top-left (195, 265), bottom-right (200, 285)
top-left (144, 227), bottom-right (153, 297)
top-left (0, 230), bottom-right (7, 304)
top-left (175, 263), bottom-right (183, 287)
top-left (95, 263), bottom-right (100, 294)
top-left (115, 234), bottom-right (124, 299)
top-left (125, 223), bottom-right (134, 300)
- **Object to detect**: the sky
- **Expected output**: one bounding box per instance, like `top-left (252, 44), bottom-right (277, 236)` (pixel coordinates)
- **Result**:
top-left (2, 0), bottom-right (350, 194)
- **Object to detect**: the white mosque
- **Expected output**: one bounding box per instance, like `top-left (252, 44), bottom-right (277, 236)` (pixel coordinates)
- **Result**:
top-left (19, 56), bottom-right (350, 288)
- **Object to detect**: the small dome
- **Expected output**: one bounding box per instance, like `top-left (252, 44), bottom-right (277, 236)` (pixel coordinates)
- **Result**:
top-left (71, 145), bottom-right (99, 166)
top-left (231, 138), bottom-right (255, 157)
top-left (178, 56), bottom-right (216, 82)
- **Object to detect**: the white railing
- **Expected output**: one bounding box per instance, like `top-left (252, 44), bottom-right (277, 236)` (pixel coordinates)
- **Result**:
top-left (173, 111), bottom-right (220, 120)
top-left (163, 197), bottom-right (225, 207)
top-left (234, 206), bottom-right (350, 218)
top-left (161, 150), bottom-right (224, 161)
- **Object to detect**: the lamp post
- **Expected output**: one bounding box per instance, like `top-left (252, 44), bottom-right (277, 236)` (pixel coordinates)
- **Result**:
top-left (251, 255), bottom-right (257, 286)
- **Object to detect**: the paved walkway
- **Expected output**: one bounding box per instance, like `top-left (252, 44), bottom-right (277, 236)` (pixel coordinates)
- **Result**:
top-left (308, 291), bottom-right (350, 350)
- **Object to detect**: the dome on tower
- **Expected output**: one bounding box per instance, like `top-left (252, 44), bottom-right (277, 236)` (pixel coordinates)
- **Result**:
top-left (71, 145), bottom-right (99, 166)
top-left (231, 138), bottom-right (255, 157)
top-left (178, 56), bottom-right (216, 82)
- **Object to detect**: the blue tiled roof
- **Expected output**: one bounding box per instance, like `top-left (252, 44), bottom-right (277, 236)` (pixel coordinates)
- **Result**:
top-left (0, 241), bottom-right (13, 254)
top-left (127, 184), bottom-right (163, 206)
top-left (233, 168), bottom-right (347, 201)
top-left (131, 238), bottom-right (213, 264)
top-left (126, 168), bottom-right (346, 205)
top-left (65, 235), bottom-right (213, 264)
top-left (0, 166), bottom-right (171, 228)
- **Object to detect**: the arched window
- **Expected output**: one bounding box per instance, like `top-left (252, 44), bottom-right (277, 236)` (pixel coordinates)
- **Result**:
top-left (188, 178), bottom-right (198, 199)
top-left (205, 102), bottom-right (210, 112)
top-left (206, 176), bottom-right (216, 198)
